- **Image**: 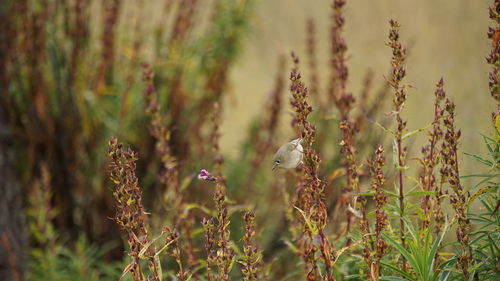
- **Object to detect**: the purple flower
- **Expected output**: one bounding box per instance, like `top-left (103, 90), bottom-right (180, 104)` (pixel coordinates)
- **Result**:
top-left (197, 169), bottom-right (217, 182)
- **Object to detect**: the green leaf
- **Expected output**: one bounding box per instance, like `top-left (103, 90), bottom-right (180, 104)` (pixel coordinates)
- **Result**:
top-left (382, 233), bottom-right (421, 279)
top-left (180, 175), bottom-right (194, 191)
top-left (438, 270), bottom-right (452, 281)
top-left (406, 191), bottom-right (435, 197)
top-left (154, 237), bottom-right (178, 258)
top-left (406, 176), bottom-right (422, 191)
top-left (372, 119), bottom-right (395, 136)
top-left (470, 176), bottom-right (498, 191)
top-left (380, 262), bottom-right (415, 281)
top-left (478, 196), bottom-right (494, 213)
top-left (294, 206), bottom-right (318, 235)
top-left (426, 221), bottom-right (449, 279)
top-left (396, 164), bottom-right (410, 171)
top-left (184, 203), bottom-right (215, 216)
top-left (154, 254), bottom-right (162, 281)
top-left (392, 140), bottom-right (399, 167)
top-left (138, 232), bottom-right (167, 259)
top-left (460, 173), bottom-right (499, 178)
top-left (402, 124), bottom-right (431, 140)
top-left (468, 185), bottom-right (496, 206)
top-left (380, 277), bottom-right (411, 281)
top-left (357, 191), bottom-right (376, 196)
top-left (283, 239), bottom-right (300, 254)
top-left (384, 189), bottom-right (399, 198)
top-left (463, 152), bottom-right (493, 167)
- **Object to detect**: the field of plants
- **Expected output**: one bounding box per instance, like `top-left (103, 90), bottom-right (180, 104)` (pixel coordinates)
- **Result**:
top-left (0, 0), bottom-right (498, 280)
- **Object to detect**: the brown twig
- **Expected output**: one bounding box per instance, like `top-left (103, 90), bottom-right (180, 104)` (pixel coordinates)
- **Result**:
top-left (290, 53), bottom-right (336, 281)
top-left (387, 19), bottom-right (408, 271)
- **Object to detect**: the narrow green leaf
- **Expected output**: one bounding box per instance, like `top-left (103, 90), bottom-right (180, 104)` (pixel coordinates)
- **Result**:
top-left (384, 189), bottom-right (399, 198)
top-left (479, 196), bottom-right (494, 213)
top-left (487, 235), bottom-right (500, 254)
top-left (357, 191), bottom-right (376, 196)
top-left (154, 238), bottom-right (177, 258)
top-left (406, 191), bottom-right (435, 197)
top-left (402, 124), bottom-right (431, 140)
top-left (380, 277), bottom-right (411, 281)
top-left (480, 133), bottom-right (496, 153)
top-left (427, 221), bottom-right (448, 279)
top-left (460, 173), bottom-right (499, 178)
top-left (464, 152), bottom-right (493, 167)
top-left (294, 206), bottom-right (318, 235)
top-left (180, 175), bottom-right (194, 191)
top-left (438, 270), bottom-right (452, 281)
top-left (380, 262), bottom-right (415, 281)
top-left (372, 119), bottom-right (395, 136)
top-left (382, 233), bottom-right (420, 277)
top-left (138, 232), bottom-right (167, 259)
top-left (154, 255), bottom-right (162, 281)
top-left (470, 177), bottom-right (497, 192)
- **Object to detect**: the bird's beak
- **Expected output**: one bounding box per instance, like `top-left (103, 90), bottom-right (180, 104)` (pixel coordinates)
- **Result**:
top-left (272, 163), bottom-right (278, 171)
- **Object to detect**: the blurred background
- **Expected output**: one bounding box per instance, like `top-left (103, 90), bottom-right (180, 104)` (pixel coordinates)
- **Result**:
top-left (0, 0), bottom-right (495, 280)
top-left (228, 0), bottom-right (492, 160)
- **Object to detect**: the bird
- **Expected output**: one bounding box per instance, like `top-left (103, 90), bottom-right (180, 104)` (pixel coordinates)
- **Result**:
top-left (272, 138), bottom-right (303, 170)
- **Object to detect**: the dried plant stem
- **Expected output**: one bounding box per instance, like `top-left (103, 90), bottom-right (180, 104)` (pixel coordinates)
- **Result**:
top-left (372, 147), bottom-right (389, 280)
top-left (441, 99), bottom-right (472, 280)
top-left (169, 0), bottom-right (198, 45)
top-left (108, 137), bottom-right (160, 281)
top-left (355, 70), bottom-right (374, 128)
top-left (359, 146), bottom-right (389, 281)
top-left (290, 53), bottom-right (335, 281)
top-left (207, 103), bottom-right (235, 281)
top-left (396, 140), bottom-right (405, 252)
top-left (95, 0), bottom-right (121, 91)
top-left (329, 0), bottom-right (348, 102)
top-left (359, 200), bottom-right (373, 280)
top-left (306, 19), bottom-right (321, 106)
top-left (329, 0), bottom-right (361, 245)
top-left (202, 218), bottom-right (216, 281)
top-left (214, 183), bottom-right (235, 281)
top-left (164, 227), bottom-right (188, 281)
top-left (242, 211), bottom-right (262, 281)
top-left (387, 19), bottom-right (408, 270)
top-left (420, 79), bottom-right (445, 231)
top-left (487, 0), bottom-right (500, 113)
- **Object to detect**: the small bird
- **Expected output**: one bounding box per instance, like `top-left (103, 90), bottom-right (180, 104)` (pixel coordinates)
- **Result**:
top-left (272, 138), bottom-right (303, 170)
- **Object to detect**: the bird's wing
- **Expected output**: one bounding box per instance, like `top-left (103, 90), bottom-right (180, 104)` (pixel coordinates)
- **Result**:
top-left (284, 143), bottom-right (297, 152)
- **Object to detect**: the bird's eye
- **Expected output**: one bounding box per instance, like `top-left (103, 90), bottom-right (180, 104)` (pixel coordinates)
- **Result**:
top-left (275, 160), bottom-right (280, 164)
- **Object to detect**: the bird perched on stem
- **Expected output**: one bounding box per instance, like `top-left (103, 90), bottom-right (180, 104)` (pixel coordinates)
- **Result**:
top-left (272, 138), bottom-right (303, 170)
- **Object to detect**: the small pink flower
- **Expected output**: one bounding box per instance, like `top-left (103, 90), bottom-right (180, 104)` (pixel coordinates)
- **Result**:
top-left (197, 169), bottom-right (217, 182)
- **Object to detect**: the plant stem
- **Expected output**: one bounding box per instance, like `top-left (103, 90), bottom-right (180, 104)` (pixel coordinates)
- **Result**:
top-left (397, 137), bottom-right (406, 270)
